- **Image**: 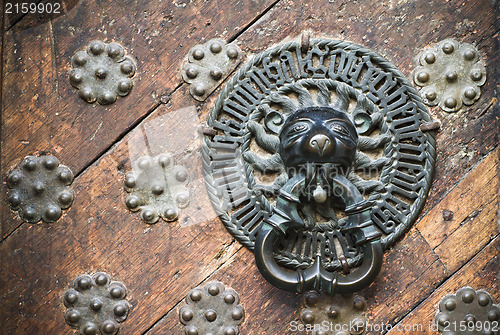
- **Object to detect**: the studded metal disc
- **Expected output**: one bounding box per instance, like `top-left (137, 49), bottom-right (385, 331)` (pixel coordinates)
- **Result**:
top-left (6, 155), bottom-right (74, 223)
top-left (414, 38), bottom-right (486, 112)
top-left (435, 287), bottom-right (500, 335)
top-left (300, 291), bottom-right (367, 335)
top-left (63, 273), bottom-right (130, 335)
top-left (202, 38), bottom-right (436, 271)
top-left (182, 39), bottom-right (241, 101)
top-left (124, 152), bottom-right (190, 224)
top-left (179, 281), bottom-right (245, 335)
top-left (69, 40), bottom-right (136, 105)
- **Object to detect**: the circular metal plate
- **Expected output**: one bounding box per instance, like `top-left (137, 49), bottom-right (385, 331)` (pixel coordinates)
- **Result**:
top-left (203, 38), bottom-right (436, 271)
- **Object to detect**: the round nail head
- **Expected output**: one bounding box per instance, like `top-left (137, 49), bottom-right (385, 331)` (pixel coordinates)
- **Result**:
top-left (193, 49), bottom-right (205, 60)
top-left (424, 52), bottom-right (436, 64)
top-left (464, 87), bottom-right (477, 99)
top-left (417, 71), bottom-right (430, 83)
top-left (444, 97), bottom-right (457, 109)
top-left (210, 42), bottom-right (222, 54)
top-left (442, 42), bottom-right (454, 54)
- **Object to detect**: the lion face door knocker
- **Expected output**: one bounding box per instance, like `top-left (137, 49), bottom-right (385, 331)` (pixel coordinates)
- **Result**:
top-left (203, 36), bottom-right (436, 295)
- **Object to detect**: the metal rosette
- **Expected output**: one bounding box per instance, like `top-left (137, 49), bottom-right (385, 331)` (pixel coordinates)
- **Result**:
top-left (202, 38), bottom-right (436, 272)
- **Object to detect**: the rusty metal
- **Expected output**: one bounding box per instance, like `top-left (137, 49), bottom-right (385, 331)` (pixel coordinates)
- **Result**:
top-left (179, 281), bottom-right (245, 335)
top-left (69, 40), bottom-right (136, 105)
top-left (6, 155), bottom-right (74, 223)
top-left (203, 37), bottom-right (436, 294)
top-left (300, 291), bottom-right (367, 335)
top-left (63, 273), bottom-right (130, 335)
top-left (182, 39), bottom-right (242, 101)
top-left (435, 287), bottom-right (500, 334)
top-left (414, 38), bottom-right (486, 112)
top-left (420, 120), bottom-right (442, 132)
top-left (124, 153), bottom-right (190, 224)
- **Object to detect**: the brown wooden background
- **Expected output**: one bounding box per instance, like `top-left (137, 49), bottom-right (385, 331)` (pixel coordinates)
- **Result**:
top-left (1, 0), bottom-right (499, 334)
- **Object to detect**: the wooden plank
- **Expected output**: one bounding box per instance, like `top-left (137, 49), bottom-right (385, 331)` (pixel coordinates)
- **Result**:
top-left (387, 236), bottom-right (500, 335)
top-left (0, 0), bottom-right (278, 239)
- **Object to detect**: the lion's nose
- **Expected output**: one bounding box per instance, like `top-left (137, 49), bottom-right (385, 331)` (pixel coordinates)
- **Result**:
top-left (308, 134), bottom-right (332, 156)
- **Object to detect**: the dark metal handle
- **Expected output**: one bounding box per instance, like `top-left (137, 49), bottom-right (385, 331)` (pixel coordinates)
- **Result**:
top-left (254, 174), bottom-right (383, 294)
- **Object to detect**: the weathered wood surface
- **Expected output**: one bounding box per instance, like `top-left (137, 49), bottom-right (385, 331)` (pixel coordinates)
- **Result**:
top-left (1, 0), bottom-right (499, 334)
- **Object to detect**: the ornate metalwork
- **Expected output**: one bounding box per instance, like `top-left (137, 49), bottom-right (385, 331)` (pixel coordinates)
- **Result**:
top-left (63, 273), bottom-right (130, 335)
top-left (300, 291), bottom-right (367, 335)
top-left (435, 287), bottom-right (500, 334)
top-left (179, 281), bottom-right (245, 335)
top-left (69, 40), bottom-right (136, 105)
top-left (6, 155), bottom-right (74, 223)
top-left (202, 38), bottom-right (436, 294)
top-left (182, 39), bottom-right (241, 101)
top-left (124, 153), bottom-right (190, 224)
top-left (414, 38), bottom-right (486, 112)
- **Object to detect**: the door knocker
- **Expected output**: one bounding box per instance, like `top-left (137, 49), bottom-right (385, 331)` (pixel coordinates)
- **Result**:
top-left (203, 36), bottom-right (436, 294)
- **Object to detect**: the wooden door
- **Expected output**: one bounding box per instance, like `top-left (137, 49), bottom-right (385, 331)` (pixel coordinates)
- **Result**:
top-left (1, 0), bottom-right (498, 334)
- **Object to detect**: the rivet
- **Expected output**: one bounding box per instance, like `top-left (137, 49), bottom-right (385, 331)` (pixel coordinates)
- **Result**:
top-left (175, 170), bottom-right (188, 182)
top-left (65, 309), bottom-right (81, 324)
top-left (89, 41), bottom-right (105, 55)
top-left (426, 90), bottom-right (437, 101)
top-left (470, 70), bottom-right (483, 81)
top-left (32, 181), bottom-right (46, 195)
top-left (141, 209), bottom-right (157, 223)
top-left (101, 320), bottom-right (118, 334)
top-left (73, 52), bottom-right (88, 66)
top-left (176, 193), bottom-right (189, 206)
top-left (193, 49), bottom-right (205, 60)
top-left (8, 193), bottom-right (22, 208)
top-left (113, 303), bottom-right (128, 317)
top-left (227, 47), bottom-right (239, 59)
top-left (424, 52), bottom-right (436, 64)
top-left (151, 184), bottom-right (164, 195)
top-left (192, 83), bottom-right (206, 96)
top-left (7, 171), bottom-right (22, 187)
top-left (138, 157), bottom-right (151, 170)
top-left (464, 314), bottom-right (476, 323)
top-left (327, 306), bottom-right (339, 319)
top-left (444, 299), bottom-right (457, 311)
top-left (223, 327), bottom-right (236, 335)
top-left (124, 174), bottom-right (136, 188)
top-left (125, 195), bottom-right (140, 210)
top-left (205, 309), bottom-right (217, 322)
top-left (464, 87), bottom-right (477, 99)
top-left (437, 314), bottom-right (450, 326)
top-left (224, 293), bottom-right (236, 304)
top-left (95, 274), bottom-right (109, 286)
top-left (186, 66), bottom-right (199, 79)
top-left (120, 62), bottom-right (135, 75)
top-left (442, 210), bottom-right (454, 221)
top-left (304, 291), bottom-right (319, 306)
top-left (164, 208), bottom-right (178, 222)
top-left (65, 290), bottom-right (79, 304)
top-left (463, 50), bottom-right (476, 61)
top-left (478, 294), bottom-right (491, 306)
top-left (208, 284), bottom-right (220, 296)
top-left (181, 309), bottom-right (194, 321)
top-left (58, 168), bottom-right (74, 185)
top-left (83, 323), bottom-right (98, 335)
top-left (45, 206), bottom-right (62, 222)
top-left (23, 206), bottom-right (38, 221)
top-left (444, 97), bottom-right (457, 109)
top-left (158, 154), bottom-right (173, 168)
top-left (79, 87), bottom-right (96, 103)
top-left (210, 42), bottom-right (222, 54)
top-left (353, 296), bottom-right (367, 311)
top-left (78, 277), bottom-right (92, 290)
top-left (98, 91), bottom-right (117, 105)
top-left (210, 68), bottom-right (222, 80)
top-left (462, 291), bottom-right (474, 303)
top-left (107, 44), bottom-right (124, 59)
top-left (89, 298), bottom-right (103, 311)
top-left (302, 311), bottom-right (315, 324)
top-left (445, 71), bottom-right (458, 82)
top-left (417, 71), bottom-right (430, 83)
top-left (231, 307), bottom-right (244, 320)
top-left (186, 326), bottom-right (198, 335)
top-left (43, 156), bottom-right (59, 170)
top-left (190, 290), bottom-right (202, 301)
top-left (442, 42), bottom-right (455, 54)
top-left (70, 71), bottom-right (83, 85)
top-left (487, 310), bottom-right (499, 321)
top-left (118, 80), bottom-right (133, 94)
top-left (95, 68), bottom-right (108, 79)
top-left (110, 286), bottom-right (125, 299)
top-left (24, 158), bottom-right (37, 171)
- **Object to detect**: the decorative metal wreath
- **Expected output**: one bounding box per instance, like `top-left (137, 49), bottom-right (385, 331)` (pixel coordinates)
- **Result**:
top-left (203, 38), bottom-right (436, 275)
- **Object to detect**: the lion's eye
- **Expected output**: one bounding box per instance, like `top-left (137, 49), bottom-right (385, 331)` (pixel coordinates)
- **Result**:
top-left (330, 124), bottom-right (349, 136)
top-left (292, 124), bottom-right (308, 132)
